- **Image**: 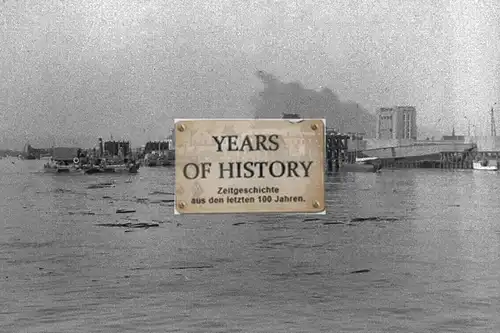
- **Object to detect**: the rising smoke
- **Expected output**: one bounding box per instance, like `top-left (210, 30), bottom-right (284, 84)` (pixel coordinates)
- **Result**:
top-left (252, 70), bottom-right (376, 136)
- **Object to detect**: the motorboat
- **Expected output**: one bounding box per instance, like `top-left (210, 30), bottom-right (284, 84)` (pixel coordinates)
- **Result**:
top-left (473, 159), bottom-right (498, 171)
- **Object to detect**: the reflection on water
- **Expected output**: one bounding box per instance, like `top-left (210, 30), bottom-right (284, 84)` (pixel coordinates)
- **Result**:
top-left (1, 160), bottom-right (500, 332)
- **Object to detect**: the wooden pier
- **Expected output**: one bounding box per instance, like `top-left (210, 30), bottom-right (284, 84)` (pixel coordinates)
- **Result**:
top-left (379, 159), bottom-right (441, 169)
top-left (322, 133), bottom-right (497, 170)
top-left (360, 150), bottom-right (500, 170)
top-left (325, 132), bottom-right (349, 172)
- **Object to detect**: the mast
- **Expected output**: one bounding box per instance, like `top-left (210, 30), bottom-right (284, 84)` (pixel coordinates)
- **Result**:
top-left (491, 106), bottom-right (497, 137)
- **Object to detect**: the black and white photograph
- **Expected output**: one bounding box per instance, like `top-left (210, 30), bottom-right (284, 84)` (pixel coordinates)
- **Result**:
top-left (1, 0), bottom-right (499, 332)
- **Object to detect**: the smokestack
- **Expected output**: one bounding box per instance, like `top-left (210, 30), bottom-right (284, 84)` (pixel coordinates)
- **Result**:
top-left (98, 138), bottom-right (103, 157)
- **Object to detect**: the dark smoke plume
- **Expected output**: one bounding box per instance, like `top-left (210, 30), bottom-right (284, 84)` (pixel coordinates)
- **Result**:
top-left (252, 70), bottom-right (376, 136)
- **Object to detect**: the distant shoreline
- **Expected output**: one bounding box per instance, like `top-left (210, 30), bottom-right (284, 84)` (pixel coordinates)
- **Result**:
top-left (0, 150), bottom-right (23, 156)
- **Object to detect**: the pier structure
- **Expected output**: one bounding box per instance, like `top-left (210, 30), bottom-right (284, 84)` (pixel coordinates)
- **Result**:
top-left (364, 150), bottom-right (500, 169)
top-left (440, 150), bottom-right (500, 169)
top-left (325, 130), bottom-right (350, 172)
top-left (379, 157), bottom-right (441, 169)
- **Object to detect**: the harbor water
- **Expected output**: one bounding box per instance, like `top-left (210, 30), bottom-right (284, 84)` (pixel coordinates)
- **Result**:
top-left (1, 159), bottom-right (499, 332)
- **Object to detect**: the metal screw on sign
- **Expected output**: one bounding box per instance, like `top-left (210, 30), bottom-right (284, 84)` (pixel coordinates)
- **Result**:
top-left (311, 124), bottom-right (318, 131)
top-left (312, 200), bottom-right (320, 209)
top-left (178, 201), bottom-right (186, 210)
top-left (177, 124), bottom-right (186, 132)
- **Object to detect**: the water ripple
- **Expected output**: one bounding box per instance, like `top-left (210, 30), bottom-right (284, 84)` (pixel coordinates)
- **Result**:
top-left (1, 164), bottom-right (500, 332)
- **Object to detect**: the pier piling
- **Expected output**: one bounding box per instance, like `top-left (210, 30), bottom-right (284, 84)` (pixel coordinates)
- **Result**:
top-left (325, 132), bottom-right (349, 172)
top-left (438, 150), bottom-right (500, 170)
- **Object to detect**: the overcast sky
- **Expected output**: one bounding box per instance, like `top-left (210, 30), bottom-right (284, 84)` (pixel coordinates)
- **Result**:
top-left (1, 0), bottom-right (499, 148)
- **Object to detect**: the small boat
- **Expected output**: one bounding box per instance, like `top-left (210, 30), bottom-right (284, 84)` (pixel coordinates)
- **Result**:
top-left (144, 153), bottom-right (161, 166)
top-left (81, 139), bottom-right (140, 174)
top-left (43, 147), bottom-right (82, 173)
top-left (43, 157), bottom-right (80, 174)
top-left (340, 157), bottom-right (382, 173)
top-left (473, 159), bottom-right (498, 171)
top-left (144, 152), bottom-right (174, 167)
top-left (102, 162), bottom-right (140, 174)
top-left (143, 139), bottom-right (174, 167)
top-left (83, 161), bottom-right (140, 174)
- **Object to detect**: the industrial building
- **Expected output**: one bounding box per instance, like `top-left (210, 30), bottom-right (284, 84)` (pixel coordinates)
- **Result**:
top-left (376, 106), bottom-right (417, 140)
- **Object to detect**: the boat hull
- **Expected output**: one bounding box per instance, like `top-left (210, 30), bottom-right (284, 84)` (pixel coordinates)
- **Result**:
top-left (144, 158), bottom-right (173, 167)
top-left (43, 166), bottom-right (81, 174)
top-left (472, 162), bottom-right (498, 171)
top-left (83, 163), bottom-right (140, 174)
top-left (339, 163), bottom-right (381, 173)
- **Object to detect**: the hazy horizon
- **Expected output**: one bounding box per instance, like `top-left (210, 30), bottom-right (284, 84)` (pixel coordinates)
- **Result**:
top-left (1, 0), bottom-right (499, 149)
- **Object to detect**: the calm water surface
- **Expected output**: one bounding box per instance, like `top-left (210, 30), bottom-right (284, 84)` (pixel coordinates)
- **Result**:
top-left (1, 159), bottom-right (499, 332)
